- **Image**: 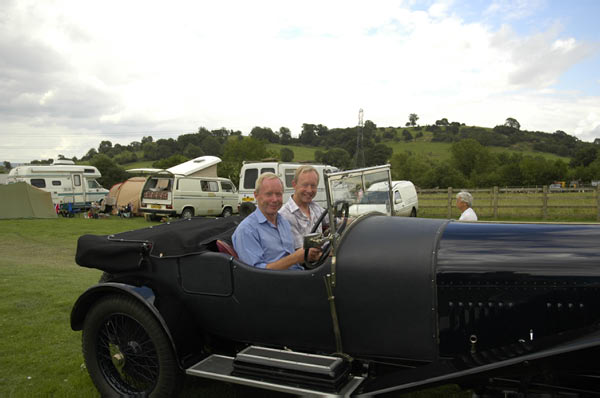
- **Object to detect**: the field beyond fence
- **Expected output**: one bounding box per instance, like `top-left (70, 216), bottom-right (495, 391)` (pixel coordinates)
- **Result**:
top-left (417, 186), bottom-right (600, 222)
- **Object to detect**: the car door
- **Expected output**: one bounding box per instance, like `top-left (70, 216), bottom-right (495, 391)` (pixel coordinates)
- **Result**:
top-left (227, 260), bottom-right (337, 353)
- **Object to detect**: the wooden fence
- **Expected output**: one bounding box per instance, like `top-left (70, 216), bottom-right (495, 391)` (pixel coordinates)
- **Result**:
top-left (416, 186), bottom-right (600, 221)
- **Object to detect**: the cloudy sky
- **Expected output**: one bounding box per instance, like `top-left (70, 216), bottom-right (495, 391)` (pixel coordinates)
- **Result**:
top-left (1, 0), bottom-right (599, 163)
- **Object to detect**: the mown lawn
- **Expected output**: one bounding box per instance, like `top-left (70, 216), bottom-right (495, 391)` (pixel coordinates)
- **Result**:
top-left (0, 216), bottom-right (470, 398)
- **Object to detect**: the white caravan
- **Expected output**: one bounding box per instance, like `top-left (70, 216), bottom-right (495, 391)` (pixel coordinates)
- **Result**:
top-left (238, 162), bottom-right (339, 208)
top-left (348, 180), bottom-right (419, 217)
top-left (7, 159), bottom-right (108, 208)
top-left (130, 156), bottom-right (238, 219)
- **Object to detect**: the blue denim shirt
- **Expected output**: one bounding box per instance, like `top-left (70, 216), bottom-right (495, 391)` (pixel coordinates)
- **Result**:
top-left (232, 209), bottom-right (302, 270)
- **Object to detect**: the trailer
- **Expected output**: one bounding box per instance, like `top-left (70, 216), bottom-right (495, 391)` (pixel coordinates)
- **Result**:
top-left (7, 159), bottom-right (109, 210)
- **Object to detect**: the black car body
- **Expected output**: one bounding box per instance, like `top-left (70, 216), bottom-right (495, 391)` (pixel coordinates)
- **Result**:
top-left (71, 166), bottom-right (600, 397)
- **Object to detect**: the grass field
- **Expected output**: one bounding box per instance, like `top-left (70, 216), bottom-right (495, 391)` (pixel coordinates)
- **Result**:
top-left (0, 216), bottom-right (472, 397)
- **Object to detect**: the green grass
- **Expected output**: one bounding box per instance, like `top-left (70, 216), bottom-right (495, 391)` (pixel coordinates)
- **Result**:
top-left (266, 143), bottom-right (319, 162)
top-left (0, 217), bottom-right (155, 397)
top-left (0, 216), bottom-right (472, 397)
top-left (120, 160), bottom-right (155, 170)
top-left (386, 138), bottom-right (568, 162)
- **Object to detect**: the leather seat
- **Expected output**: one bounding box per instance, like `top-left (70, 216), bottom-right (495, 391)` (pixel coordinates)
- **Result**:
top-left (216, 240), bottom-right (238, 259)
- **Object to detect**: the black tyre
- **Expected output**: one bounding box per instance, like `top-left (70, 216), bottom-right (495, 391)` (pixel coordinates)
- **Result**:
top-left (181, 208), bottom-right (194, 219)
top-left (221, 207), bottom-right (233, 217)
top-left (410, 208), bottom-right (417, 217)
top-left (82, 295), bottom-right (182, 397)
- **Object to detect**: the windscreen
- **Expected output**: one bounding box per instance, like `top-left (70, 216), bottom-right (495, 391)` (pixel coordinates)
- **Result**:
top-left (327, 165), bottom-right (393, 211)
top-left (324, 165), bottom-right (393, 256)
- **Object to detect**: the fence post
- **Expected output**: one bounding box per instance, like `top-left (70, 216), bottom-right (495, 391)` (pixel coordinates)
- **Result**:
top-left (493, 186), bottom-right (499, 219)
top-left (542, 185), bottom-right (548, 220)
top-left (447, 187), bottom-right (453, 219)
top-left (597, 185), bottom-right (600, 222)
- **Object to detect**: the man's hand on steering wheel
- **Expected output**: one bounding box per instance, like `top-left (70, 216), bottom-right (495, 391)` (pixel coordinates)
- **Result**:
top-left (306, 247), bottom-right (322, 263)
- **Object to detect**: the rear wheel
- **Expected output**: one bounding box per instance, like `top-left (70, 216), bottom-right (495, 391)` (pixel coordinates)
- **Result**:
top-left (221, 207), bottom-right (233, 217)
top-left (82, 295), bottom-right (182, 397)
top-left (181, 207), bottom-right (194, 219)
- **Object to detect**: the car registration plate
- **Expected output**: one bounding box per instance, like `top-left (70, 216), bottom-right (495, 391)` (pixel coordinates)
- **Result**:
top-left (151, 204), bottom-right (161, 209)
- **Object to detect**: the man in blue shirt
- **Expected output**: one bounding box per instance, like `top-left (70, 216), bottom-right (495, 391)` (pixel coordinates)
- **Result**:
top-left (232, 173), bottom-right (321, 270)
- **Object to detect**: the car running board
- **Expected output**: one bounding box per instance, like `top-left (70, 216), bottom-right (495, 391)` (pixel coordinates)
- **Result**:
top-left (187, 346), bottom-right (364, 397)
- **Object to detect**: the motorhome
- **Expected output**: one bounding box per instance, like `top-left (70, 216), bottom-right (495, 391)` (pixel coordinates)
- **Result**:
top-left (131, 156), bottom-right (238, 219)
top-left (348, 180), bottom-right (418, 217)
top-left (7, 159), bottom-right (108, 209)
top-left (238, 162), bottom-right (338, 208)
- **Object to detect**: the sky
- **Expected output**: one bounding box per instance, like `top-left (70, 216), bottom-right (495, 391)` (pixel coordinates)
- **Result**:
top-left (1, 0), bottom-right (599, 163)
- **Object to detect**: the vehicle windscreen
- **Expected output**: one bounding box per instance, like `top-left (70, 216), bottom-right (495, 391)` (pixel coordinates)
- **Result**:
top-left (360, 190), bottom-right (388, 204)
top-left (87, 179), bottom-right (103, 189)
top-left (323, 165), bottom-right (393, 254)
top-left (327, 166), bottom-right (392, 209)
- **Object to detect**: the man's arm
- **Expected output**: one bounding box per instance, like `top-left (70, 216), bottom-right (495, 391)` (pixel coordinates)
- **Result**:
top-left (266, 247), bottom-right (321, 270)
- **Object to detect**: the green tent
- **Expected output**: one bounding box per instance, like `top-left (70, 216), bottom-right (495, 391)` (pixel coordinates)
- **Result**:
top-left (0, 182), bottom-right (57, 219)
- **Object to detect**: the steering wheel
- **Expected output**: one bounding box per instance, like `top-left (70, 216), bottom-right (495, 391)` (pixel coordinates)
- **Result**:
top-left (304, 200), bottom-right (350, 269)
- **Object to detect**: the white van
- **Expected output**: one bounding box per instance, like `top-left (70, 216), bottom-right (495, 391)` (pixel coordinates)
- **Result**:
top-left (131, 156), bottom-right (238, 219)
top-left (349, 180), bottom-right (418, 217)
top-left (7, 159), bottom-right (108, 208)
top-left (238, 162), bottom-right (339, 208)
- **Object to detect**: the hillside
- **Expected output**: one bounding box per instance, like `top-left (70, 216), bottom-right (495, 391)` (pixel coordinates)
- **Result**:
top-left (266, 127), bottom-right (571, 164)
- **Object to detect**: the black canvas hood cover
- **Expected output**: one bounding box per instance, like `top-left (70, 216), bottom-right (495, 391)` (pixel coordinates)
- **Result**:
top-left (75, 216), bottom-right (242, 271)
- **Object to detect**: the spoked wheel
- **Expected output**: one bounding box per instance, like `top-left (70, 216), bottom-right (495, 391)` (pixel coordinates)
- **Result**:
top-left (82, 295), bottom-right (182, 397)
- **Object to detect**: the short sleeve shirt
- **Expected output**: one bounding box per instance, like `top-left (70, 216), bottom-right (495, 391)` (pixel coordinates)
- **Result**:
top-left (232, 209), bottom-right (302, 270)
top-left (459, 207), bottom-right (478, 221)
top-left (279, 196), bottom-right (328, 250)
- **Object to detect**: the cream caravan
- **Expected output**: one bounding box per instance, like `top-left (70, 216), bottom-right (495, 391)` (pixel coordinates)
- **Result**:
top-left (131, 156), bottom-right (238, 219)
top-left (7, 159), bottom-right (108, 209)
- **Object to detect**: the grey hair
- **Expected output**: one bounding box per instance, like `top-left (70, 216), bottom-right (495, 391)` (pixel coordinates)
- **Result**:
top-left (255, 172), bottom-right (283, 193)
top-left (456, 191), bottom-right (473, 207)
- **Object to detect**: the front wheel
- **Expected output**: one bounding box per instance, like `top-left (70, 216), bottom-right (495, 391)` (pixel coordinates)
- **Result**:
top-left (82, 295), bottom-right (182, 397)
top-left (221, 207), bottom-right (233, 217)
top-left (410, 208), bottom-right (417, 217)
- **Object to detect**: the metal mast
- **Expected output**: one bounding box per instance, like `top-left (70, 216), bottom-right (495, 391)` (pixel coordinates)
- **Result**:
top-left (353, 108), bottom-right (365, 168)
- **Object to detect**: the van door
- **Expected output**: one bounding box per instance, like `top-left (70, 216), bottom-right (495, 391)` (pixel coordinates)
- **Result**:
top-left (70, 173), bottom-right (85, 206)
top-left (219, 180), bottom-right (237, 215)
top-left (393, 189), bottom-right (406, 215)
top-left (200, 179), bottom-right (220, 215)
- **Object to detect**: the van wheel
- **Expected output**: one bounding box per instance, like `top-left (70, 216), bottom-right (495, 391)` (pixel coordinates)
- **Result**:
top-left (181, 208), bottom-right (194, 219)
top-left (410, 208), bottom-right (417, 217)
top-left (221, 207), bottom-right (233, 217)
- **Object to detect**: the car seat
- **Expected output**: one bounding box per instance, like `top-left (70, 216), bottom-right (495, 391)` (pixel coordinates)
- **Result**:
top-left (216, 240), bottom-right (238, 259)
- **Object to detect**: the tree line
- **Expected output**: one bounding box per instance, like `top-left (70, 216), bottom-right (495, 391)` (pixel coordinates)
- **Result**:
top-left (4, 116), bottom-right (599, 190)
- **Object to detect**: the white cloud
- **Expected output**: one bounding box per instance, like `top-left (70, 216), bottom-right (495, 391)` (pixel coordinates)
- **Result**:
top-left (1, 0), bottom-right (599, 162)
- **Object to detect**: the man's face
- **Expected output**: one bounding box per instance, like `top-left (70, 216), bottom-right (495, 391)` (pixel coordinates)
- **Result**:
top-left (292, 171), bottom-right (318, 207)
top-left (255, 177), bottom-right (284, 218)
top-left (456, 197), bottom-right (467, 211)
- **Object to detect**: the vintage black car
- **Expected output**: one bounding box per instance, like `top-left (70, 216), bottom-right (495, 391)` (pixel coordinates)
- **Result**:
top-left (71, 166), bottom-right (600, 397)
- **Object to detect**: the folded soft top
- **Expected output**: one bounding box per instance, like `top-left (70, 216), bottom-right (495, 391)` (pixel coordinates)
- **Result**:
top-left (76, 216), bottom-right (242, 271)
